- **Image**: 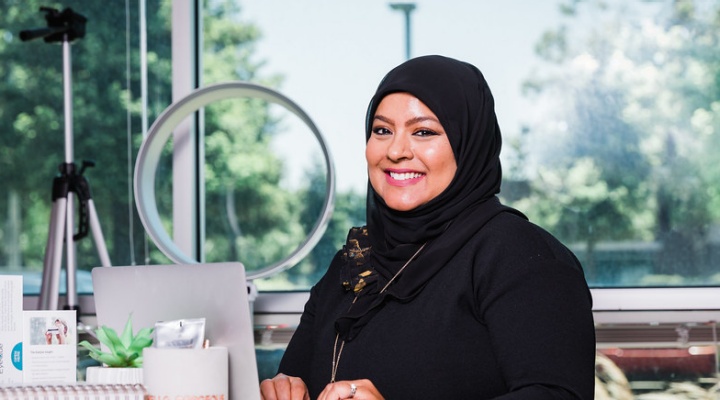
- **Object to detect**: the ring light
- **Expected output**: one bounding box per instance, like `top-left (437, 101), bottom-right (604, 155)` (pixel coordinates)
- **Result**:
top-left (134, 81), bottom-right (335, 280)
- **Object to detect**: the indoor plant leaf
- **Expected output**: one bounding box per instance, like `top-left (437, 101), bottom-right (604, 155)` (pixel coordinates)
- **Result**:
top-left (119, 315), bottom-right (135, 349)
top-left (79, 314), bottom-right (154, 368)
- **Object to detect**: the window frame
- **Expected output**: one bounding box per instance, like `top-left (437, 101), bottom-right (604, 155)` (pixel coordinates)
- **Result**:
top-left (171, 0), bottom-right (204, 262)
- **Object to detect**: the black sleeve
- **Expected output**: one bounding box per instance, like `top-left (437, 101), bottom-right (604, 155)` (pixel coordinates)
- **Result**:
top-left (473, 215), bottom-right (596, 399)
top-left (477, 255), bottom-right (596, 400)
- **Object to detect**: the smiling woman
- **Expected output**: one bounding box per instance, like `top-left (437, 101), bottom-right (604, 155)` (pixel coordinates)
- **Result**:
top-left (366, 93), bottom-right (457, 211)
top-left (260, 55), bottom-right (596, 400)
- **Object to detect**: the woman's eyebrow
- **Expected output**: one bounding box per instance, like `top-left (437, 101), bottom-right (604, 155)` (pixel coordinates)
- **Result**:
top-left (404, 116), bottom-right (440, 126)
top-left (373, 115), bottom-right (393, 125)
top-left (373, 115), bottom-right (440, 126)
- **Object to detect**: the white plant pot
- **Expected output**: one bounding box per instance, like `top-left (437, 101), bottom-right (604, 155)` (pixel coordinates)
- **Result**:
top-left (85, 366), bottom-right (144, 385)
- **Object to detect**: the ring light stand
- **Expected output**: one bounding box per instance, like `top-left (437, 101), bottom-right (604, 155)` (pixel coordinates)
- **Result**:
top-left (134, 81), bottom-right (335, 281)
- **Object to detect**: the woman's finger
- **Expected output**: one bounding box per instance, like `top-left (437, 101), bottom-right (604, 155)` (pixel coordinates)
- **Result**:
top-left (260, 374), bottom-right (309, 400)
top-left (260, 377), bottom-right (279, 400)
top-left (318, 381), bottom-right (360, 400)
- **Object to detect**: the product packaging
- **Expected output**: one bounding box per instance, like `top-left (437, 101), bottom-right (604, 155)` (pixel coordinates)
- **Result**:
top-left (0, 275), bottom-right (23, 386)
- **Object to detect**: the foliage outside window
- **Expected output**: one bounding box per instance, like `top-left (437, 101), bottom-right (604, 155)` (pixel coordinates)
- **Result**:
top-left (198, 0), bottom-right (720, 289)
top-left (1, 0), bottom-right (719, 288)
top-left (508, 0), bottom-right (720, 288)
top-left (0, 0), bottom-right (173, 294)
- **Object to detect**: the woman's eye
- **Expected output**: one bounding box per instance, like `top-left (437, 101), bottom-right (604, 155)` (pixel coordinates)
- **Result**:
top-left (372, 127), bottom-right (392, 136)
top-left (414, 129), bottom-right (438, 137)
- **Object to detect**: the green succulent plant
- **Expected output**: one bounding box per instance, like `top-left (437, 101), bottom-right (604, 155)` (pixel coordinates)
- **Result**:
top-left (79, 315), bottom-right (154, 368)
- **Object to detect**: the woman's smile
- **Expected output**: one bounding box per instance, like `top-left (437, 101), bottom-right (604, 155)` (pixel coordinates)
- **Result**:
top-left (385, 169), bottom-right (425, 185)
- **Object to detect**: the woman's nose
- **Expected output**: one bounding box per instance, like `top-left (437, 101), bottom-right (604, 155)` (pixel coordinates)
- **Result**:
top-left (387, 133), bottom-right (413, 161)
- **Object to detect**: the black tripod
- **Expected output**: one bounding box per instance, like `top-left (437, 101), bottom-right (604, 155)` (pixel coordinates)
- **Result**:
top-left (21, 7), bottom-right (112, 311)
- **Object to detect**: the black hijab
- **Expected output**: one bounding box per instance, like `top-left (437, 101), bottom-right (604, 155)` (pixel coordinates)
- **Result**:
top-left (335, 55), bottom-right (526, 341)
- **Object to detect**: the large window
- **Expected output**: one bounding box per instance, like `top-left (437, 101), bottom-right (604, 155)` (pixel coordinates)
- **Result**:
top-left (2, 1), bottom-right (718, 290)
top-left (199, 0), bottom-right (720, 290)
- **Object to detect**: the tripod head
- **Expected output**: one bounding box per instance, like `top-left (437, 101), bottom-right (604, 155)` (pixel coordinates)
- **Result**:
top-left (19, 6), bottom-right (87, 43)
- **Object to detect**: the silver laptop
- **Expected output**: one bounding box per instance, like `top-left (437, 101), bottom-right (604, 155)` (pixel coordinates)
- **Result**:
top-left (91, 262), bottom-right (260, 400)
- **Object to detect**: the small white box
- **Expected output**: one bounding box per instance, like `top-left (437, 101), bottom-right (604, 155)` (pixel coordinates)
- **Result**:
top-left (0, 275), bottom-right (23, 386)
top-left (144, 347), bottom-right (228, 400)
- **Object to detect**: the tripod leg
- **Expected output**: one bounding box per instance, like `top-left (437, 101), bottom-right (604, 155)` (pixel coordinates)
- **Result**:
top-left (65, 195), bottom-right (79, 309)
top-left (39, 198), bottom-right (68, 310)
top-left (87, 199), bottom-right (111, 267)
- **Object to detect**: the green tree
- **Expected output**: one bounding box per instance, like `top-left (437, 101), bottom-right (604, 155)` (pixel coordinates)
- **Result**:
top-left (0, 1), bottom-right (290, 276)
top-left (0, 0), bottom-right (173, 272)
top-left (1, 0), bottom-right (368, 291)
top-left (278, 161), bottom-right (366, 289)
top-left (518, 0), bottom-right (720, 283)
top-left (200, 0), bottom-right (367, 284)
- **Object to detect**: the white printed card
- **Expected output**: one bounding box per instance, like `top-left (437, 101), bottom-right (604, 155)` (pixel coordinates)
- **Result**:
top-left (21, 310), bottom-right (77, 384)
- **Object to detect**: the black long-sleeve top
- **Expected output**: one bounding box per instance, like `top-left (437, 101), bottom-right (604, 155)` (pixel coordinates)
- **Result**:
top-left (279, 212), bottom-right (596, 399)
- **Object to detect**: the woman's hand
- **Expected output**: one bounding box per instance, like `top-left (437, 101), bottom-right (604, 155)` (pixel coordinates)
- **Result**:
top-left (318, 379), bottom-right (384, 400)
top-left (260, 373), bottom-right (310, 400)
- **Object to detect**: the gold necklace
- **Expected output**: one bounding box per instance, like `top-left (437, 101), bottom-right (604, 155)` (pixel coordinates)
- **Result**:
top-left (330, 242), bottom-right (428, 383)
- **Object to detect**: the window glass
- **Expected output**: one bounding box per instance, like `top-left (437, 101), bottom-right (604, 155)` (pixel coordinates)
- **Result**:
top-left (197, 1), bottom-right (364, 288)
top-left (0, 0), bottom-right (172, 295)
top-left (2, 0), bottom-right (719, 297)
top-left (201, 0), bottom-right (720, 290)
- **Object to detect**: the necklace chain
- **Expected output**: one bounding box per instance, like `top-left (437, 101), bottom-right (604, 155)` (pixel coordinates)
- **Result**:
top-left (330, 242), bottom-right (428, 383)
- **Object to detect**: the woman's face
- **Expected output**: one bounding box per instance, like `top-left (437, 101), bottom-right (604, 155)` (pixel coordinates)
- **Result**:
top-left (366, 92), bottom-right (457, 211)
